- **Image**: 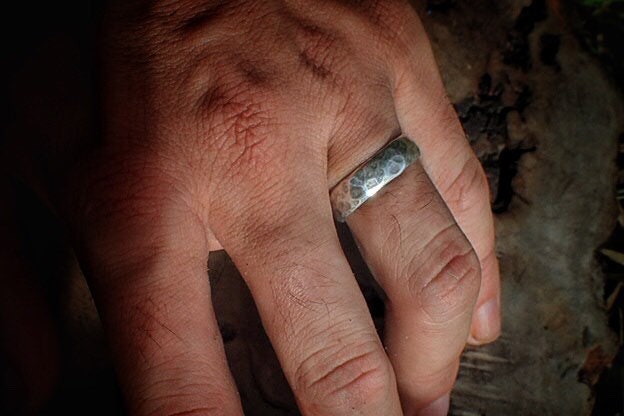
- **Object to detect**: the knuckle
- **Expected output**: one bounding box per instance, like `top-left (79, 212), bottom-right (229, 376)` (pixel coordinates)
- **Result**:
top-left (293, 20), bottom-right (346, 83)
top-left (358, 0), bottom-right (424, 61)
top-left (173, 1), bottom-right (236, 41)
top-left (191, 65), bottom-right (281, 182)
top-left (294, 338), bottom-right (392, 412)
top-left (110, 1), bottom-right (234, 49)
top-left (363, 0), bottom-right (412, 33)
top-left (407, 225), bottom-right (481, 324)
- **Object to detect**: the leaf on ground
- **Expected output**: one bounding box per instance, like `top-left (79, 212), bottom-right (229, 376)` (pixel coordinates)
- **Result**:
top-left (601, 248), bottom-right (624, 266)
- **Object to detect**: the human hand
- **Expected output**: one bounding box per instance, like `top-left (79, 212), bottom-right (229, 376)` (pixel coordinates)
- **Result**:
top-left (4, 0), bottom-right (500, 414)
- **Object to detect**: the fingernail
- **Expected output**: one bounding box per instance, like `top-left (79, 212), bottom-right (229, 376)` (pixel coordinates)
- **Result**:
top-left (472, 298), bottom-right (501, 343)
top-left (419, 393), bottom-right (450, 416)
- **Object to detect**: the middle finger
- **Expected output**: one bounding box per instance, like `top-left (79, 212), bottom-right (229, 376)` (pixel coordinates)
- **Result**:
top-left (208, 139), bottom-right (402, 415)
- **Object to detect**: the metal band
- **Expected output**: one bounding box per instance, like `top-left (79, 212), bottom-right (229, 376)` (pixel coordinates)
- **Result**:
top-left (330, 136), bottom-right (420, 222)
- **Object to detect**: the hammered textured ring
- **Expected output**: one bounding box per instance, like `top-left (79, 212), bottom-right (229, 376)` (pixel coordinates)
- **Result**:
top-left (330, 136), bottom-right (420, 222)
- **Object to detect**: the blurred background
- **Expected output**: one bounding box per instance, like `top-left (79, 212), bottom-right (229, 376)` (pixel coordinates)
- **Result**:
top-left (1, 0), bottom-right (623, 414)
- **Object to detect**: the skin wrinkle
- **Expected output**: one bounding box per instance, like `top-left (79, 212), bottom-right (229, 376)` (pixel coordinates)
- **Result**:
top-left (1, 0), bottom-right (497, 413)
top-left (145, 308), bottom-right (186, 346)
top-left (136, 359), bottom-right (228, 398)
top-left (351, 0), bottom-right (408, 39)
top-left (123, 294), bottom-right (184, 361)
top-left (307, 348), bottom-right (383, 396)
top-left (179, 48), bottom-right (228, 112)
top-left (387, 213), bottom-right (403, 262)
top-left (131, 352), bottom-right (235, 413)
top-left (415, 259), bottom-right (480, 325)
top-left (245, 188), bottom-right (330, 252)
top-left (293, 331), bottom-right (382, 390)
top-left (264, 248), bottom-right (346, 336)
top-left (363, 210), bottom-right (457, 301)
top-left (400, 222), bottom-right (458, 292)
top-left (100, 250), bottom-right (210, 360)
top-left (299, 50), bottom-right (333, 79)
top-left (174, 1), bottom-right (229, 34)
top-left (273, 252), bottom-right (344, 303)
top-left (305, 347), bottom-right (376, 388)
top-left (269, 256), bottom-right (341, 316)
top-left (271, 275), bottom-right (298, 339)
top-left (325, 367), bottom-right (382, 399)
top-left (142, 380), bottom-right (226, 403)
top-left (142, 394), bottom-right (224, 416)
top-left (176, 1), bottom-right (400, 197)
top-left (162, 1), bottom-right (249, 52)
top-left (422, 135), bottom-right (474, 194)
top-left (400, 180), bottom-right (437, 216)
top-left (236, 59), bottom-right (273, 85)
top-left (355, 170), bottom-right (437, 239)
top-left (294, 21), bottom-right (342, 81)
top-left (164, 408), bottom-right (224, 416)
top-left (231, 207), bottom-right (303, 259)
top-left (226, 203), bottom-right (289, 254)
top-left (356, 200), bottom-right (406, 275)
top-left (195, 85), bottom-right (226, 120)
top-left (421, 231), bottom-right (475, 277)
top-left (291, 15), bottom-right (380, 104)
top-left (199, 81), bottom-right (279, 185)
top-left (281, 289), bottom-right (370, 346)
top-left (279, 270), bottom-right (339, 317)
top-left (443, 155), bottom-right (491, 217)
top-left (350, 161), bottom-right (480, 329)
top-left (419, 249), bottom-right (476, 298)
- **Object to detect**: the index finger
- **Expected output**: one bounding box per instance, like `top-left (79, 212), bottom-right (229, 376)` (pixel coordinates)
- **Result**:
top-left (70, 172), bottom-right (243, 416)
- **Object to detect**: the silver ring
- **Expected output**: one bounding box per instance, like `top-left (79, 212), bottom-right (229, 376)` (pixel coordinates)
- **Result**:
top-left (330, 136), bottom-right (420, 222)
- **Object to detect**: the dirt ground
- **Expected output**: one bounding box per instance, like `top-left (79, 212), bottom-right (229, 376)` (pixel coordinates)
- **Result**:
top-left (3, 0), bottom-right (624, 415)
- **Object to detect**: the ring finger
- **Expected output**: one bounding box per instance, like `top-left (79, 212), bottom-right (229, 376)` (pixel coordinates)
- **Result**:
top-left (325, 79), bottom-right (481, 414)
top-left (344, 154), bottom-right (481, 414)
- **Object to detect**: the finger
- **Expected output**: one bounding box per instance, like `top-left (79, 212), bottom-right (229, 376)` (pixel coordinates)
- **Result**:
top-left (0, 177), bottom-right (59, 414)
top-left (346, 161), bottom-right (480, 414)
top-left (210, 169), bottom-right (402, 415)
top-left (72, 179), bottom-right (242, 416)
top-left (390, 21), bottom-right (501, 344)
